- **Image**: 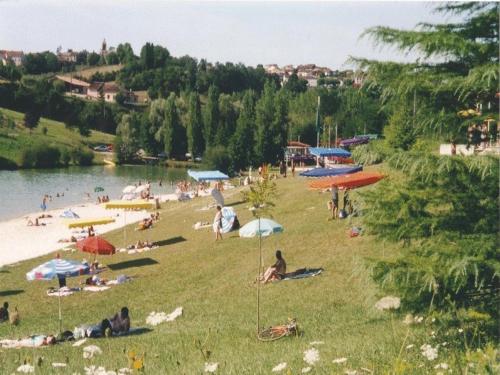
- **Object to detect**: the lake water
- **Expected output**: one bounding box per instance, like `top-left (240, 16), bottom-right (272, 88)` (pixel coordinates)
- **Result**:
top-left (0, 165), bottom-right (188, 221)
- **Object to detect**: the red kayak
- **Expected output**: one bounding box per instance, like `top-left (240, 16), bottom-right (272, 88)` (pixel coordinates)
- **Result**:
top-left (309, 171), bottom-right (385, 189)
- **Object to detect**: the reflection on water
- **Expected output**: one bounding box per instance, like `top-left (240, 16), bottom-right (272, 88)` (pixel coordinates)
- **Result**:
top-left (0, 165), bottom-right (187, 221)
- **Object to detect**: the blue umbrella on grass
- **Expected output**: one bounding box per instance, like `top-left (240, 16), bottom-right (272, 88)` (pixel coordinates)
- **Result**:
top-left (27, 258), bottom-right (90, 333)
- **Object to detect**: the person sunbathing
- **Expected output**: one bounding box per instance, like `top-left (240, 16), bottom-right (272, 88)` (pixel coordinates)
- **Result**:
top-left (0, 334), bottom-right (56, 348)
top-left (58, 236), bottom-right (77, 243)
top-left (101, 307), bottom-right (130, 337)
top-left (262, 250), bottom-right (287, 283)
top-left (27, 218), bottom-right (45, 226)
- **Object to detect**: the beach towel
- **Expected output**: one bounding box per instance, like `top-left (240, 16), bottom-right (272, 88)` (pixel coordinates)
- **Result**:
top-left (46, 287), bottom-right (81, 297)
top-left (282, 268), bottom-right (323, 281)
top-left (0, 335), bottom-right (49, 348)
top-left (83, 286), bottom-right (110, 292)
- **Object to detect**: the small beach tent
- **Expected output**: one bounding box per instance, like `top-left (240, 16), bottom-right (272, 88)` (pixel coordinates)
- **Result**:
top-left (60, 209), bottom-right (79, 219)
top-left (104, 200), bottom-right (155, 247)
top-left (214, 206), bottom-right (238, 234)
top-left (26, 258), bottom-right (90, 333)
top-left (122, 185), bottom-right (136, 194)
top-left (308, 147), bottom-right (352, 158)
top-left (67, 217), bottom-right (115, 228)
top-left (239, 218), bottom-right (283, 336)
top-left (300, 165), bottom-right (362, 178)
top-left (309, 171), bottom-right (385, 190)
top-left (187, 170), bottom-right (230, 182)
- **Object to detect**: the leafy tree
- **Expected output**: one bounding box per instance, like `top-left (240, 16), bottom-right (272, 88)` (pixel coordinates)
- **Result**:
top-left (283, 73), bottom-right (308, 94)
top-left (140, 43), bottom-right (155, 70)
top-left (105, 52), bottom-right (119, 65)
top-left (215, 94), bottom-right (236, 146)
top-left (271, 90), bottom-right (289, 161)
top-left (115, 113), bottom-right (139, 163)
top-left (162, 93), bottom-right (185, 158)
top-left (228, 90), bottom-right (256, 172)
top-left (116, 43), bottom-right (135, 64)
top-left (23, 107), bottom-right (41, 134)
top-left (186, 92), bottom-right (204, 159)
top-left (254, 81), bottom-right (276, 164)
top-left (87, 52), bottom-right (100, 66)
top-left (203, 85), bottom-right (219, 149)
top-left (383, 105), bottom-right (415, 150)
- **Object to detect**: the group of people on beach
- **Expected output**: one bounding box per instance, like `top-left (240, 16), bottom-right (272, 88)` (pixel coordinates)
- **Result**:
top-left (466, 121), bottom-right (497, 150)
top-left (328, 186), bottom-right (353, 220)
top-left (96, 195), bottom-right (110, 203)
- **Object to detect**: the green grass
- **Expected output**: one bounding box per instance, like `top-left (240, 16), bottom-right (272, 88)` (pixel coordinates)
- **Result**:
top-left (0, 108), bottom-right (115, 167)
top-left (0, 175), bottom-right (451, 374)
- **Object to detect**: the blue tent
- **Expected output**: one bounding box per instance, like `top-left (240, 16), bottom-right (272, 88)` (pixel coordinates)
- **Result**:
top-left (309, 147), bottom-right (351, 158)
top-left (300, 165), bottom-right (362, 177)
top-left (187, 170), bottom-right (230, 182)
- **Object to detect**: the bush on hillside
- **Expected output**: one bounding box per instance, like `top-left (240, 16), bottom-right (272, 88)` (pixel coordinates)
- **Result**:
top-left (60, 147), bottom-right (71, 166)
top-left (351, 140), bottom-right (390, 165)
top-left (19, 144), bottom-right (61, 168)
top-left (71, 148), bottom-right (94, 166)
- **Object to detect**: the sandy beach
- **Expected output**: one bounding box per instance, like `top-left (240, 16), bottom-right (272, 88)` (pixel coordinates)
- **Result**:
top-left (0, 202), bottom-right (153, 267)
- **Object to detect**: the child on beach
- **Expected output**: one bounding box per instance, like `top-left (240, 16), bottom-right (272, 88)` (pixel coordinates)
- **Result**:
top-left (213, 205), bottom-right (223, 241)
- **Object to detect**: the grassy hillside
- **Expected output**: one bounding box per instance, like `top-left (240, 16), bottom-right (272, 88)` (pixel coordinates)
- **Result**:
top-left (0, 175), bottom-right (453, 374)
top-left (0, 108), bottom-right (115, 167)
top-left (64, 65), bottom-right (123, 80)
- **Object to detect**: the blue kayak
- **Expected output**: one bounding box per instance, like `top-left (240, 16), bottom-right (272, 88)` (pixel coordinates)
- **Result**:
top-left (300, 165), bottom-right (363, 177)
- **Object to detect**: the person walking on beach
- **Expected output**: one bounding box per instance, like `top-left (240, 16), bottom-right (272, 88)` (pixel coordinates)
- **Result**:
top-left (213, 205), bottom-right (223, 241)
top-left (331, 185), bottom-right (339, 220)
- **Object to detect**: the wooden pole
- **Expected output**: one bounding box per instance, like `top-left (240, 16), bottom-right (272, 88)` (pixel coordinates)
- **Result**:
top-left (257, 217), bottom-right (262, 335)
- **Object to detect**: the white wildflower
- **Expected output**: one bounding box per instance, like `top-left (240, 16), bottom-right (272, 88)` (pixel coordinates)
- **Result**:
top-left (309, 341), bottom-right (324, 346)
top-left (204, 362), bottom-right (218, 373)
top-left (431, 318), bottom-right (436, 323)
top-left (272, 362), bottom-right (287, 372)
top-left (375, 296), bottom-right (400, 311)
top-left (420, 344), bottom-right (438, 361)
top-left (16, 364), bottom-right (34, 373)
top-left (84, 366), bottom-right (117, 375)
top-left (406, 344), bottom-right (414, 349)
top-left (458, 328), bottom-right (463, 333)
top-left (301, 368), bottom-right (311, 373)
top-left (83, 345), bottom-right (103, 359)
top-left (72, 338), bottom-right (87, 347)
top-left (441, 342), bottom-right (447, 346)
top-left (146, 307), bottom-right (183, 326)
top-left (303, 347), bottom-right (320, 365)
top-left (435, 363), bottom-right (449, 370)
top-left (403, 314), bottom-right (414, 324)
top-left (333, 357), bottom-right (348, 364)
top-left (52, 363), bottom-right (67, 367)
top-left (415, 316), bottom-right (424, 323)
top-left (118, 369), bottom-right (133, 375)
top-left (345, 370), bottom-right (358, 375)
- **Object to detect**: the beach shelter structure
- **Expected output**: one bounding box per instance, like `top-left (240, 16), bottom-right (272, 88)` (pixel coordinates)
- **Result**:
top-left (76, 236), bottom-right (116, 256)
top-left (239, 218), bottom-right (283, 335)
top-left (309, 171), bottom-right (385, 190)
top-left (26, 258), bottom-right (89, 332)
top-left (308, 147), bottom-right (351, 158)
top-left (300, 165), bottom-right (362, 178)
top-left (187, 170), bottom-right (230, 182)
top-left (122, 185), bottom-right (136, 194)
top-left (216, 207), bottom-right (238, 234)
top-left (104, 200), bottom-right (154, 247)
top-left (66, 217), bottom-right (115, 228)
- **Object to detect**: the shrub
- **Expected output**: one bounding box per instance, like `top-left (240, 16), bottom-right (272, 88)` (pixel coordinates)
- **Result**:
top-left (203, 146), bottom-right (231, 174)
top-left (71, 148), bottom-right (94, 166)
top-left (352, 140), bottom-right (390, 165)
top-left (41, 126), bottom-right (48, 135)
top-left (0, 156), bottom-right (17, 170)
top-left (19, 144), bottom-right (61, 168)
top-left (60, 147), bottom-right (71, 166)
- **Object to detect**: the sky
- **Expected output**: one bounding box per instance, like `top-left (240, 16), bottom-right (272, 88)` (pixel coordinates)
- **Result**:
top-left (0, 0), bottom-right (456, 69)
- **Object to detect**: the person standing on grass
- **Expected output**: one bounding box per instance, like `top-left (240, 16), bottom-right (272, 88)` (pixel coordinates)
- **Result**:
top-left (213, 205), bottom-right (223, 241)
top-left (331, 185), bottom-right (339, 219)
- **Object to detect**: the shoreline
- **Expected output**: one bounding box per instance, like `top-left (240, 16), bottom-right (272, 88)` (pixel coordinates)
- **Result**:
top-left (0, 201), bottom-right (153, 268)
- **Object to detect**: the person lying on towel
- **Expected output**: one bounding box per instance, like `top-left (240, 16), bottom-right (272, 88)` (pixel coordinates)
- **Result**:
top-left (100, 307), bottom-right (130, 337)
top-left (262, 250), bottom-right (287, 283)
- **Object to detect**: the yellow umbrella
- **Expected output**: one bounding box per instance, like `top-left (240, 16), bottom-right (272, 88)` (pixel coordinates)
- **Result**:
top-left (104, 200), bottom-right (155, 247)
top-left (104, 200), bottom-right (154, 210)
top-left (66, 217), bottom-right (116, 229)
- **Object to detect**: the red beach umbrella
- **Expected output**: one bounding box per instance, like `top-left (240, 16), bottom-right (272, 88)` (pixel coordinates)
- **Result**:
top-left (76, 236), bottom-right (116, 256)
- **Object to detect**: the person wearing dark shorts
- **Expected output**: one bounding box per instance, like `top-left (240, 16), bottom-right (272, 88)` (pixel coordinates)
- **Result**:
top-left (331, 185), bottom-right (339, 219)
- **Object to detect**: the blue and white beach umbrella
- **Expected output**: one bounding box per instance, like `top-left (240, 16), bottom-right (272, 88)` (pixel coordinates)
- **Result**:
top-left (239, 218), bottom-right (283, 238)
top-left (26, 258), bottom-right (89, 281)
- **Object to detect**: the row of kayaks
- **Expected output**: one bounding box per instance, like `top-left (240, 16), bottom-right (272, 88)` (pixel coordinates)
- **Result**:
top-left (300, 165), bottom-right (384, 189)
